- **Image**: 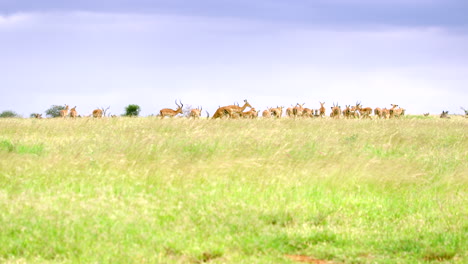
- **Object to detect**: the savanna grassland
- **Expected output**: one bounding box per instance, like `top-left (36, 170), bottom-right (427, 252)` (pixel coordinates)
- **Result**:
top-left (0, 117), bottom-right (467, 263)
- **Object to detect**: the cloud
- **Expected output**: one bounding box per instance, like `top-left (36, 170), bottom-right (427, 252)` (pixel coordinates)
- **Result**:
top-left (0, 12), bottom-right (34, 28)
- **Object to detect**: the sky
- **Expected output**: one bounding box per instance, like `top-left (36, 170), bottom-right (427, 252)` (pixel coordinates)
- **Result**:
top-left (1, 0), bottom-right (468, 117)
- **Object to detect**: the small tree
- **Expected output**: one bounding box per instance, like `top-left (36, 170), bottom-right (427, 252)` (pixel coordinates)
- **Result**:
top-left (45, 105), bottom-right (65, 118)
top-left (0, 110), bottom-right (20, 118)
top-left (124, 104), bottom-right (141, 117)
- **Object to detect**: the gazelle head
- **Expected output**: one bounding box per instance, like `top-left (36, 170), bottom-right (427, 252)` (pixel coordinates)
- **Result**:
top-left (189, 106), bottom-right (203, 118)
top-left (423, 113), bottom-right (429, 116)
top-left (175, 100), bottom-right (183, 113)
top-left (243, 99), bottom-right (252, 109)
top-left (440, 111), bottom-right (450, 119)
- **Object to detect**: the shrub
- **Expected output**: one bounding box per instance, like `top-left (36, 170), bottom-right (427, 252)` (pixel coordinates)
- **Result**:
top-left (0, 110), bottom-right (20, 118)
top-left (45, 105), bottom-right (66, 118)
top-left (124, 104), bottom-right (141, 117)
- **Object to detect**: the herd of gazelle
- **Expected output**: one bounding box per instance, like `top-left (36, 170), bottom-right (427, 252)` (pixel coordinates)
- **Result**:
top-left (34, 101), bottom-right (460, 119)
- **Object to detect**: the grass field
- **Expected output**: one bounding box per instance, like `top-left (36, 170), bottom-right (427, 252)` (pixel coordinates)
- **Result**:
top-left (0, 117), bottom-right (467, 263)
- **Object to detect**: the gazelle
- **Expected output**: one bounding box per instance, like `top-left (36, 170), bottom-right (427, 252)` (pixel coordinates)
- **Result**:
top-left (60, 105), bottom-right (69, 118)
top-left (189, 106), bottom-right (203, 119)
top-left (440, 111), bottom-right (450, 119)
top-left (160, 100), bottom-right (183, 119)
top-left (374, 108), bottom-right (383, 119)
top-left (33, 113), bottom-right (43, 119)
top-left (69, 106), bottom-right (77, 118)
top-left (319, 102), bottom-right (326, 118)
top-left (262, 108), bottom-right (272, 118)
top-left (356, 102), bottom-right (372, 119)
top-left (212, 99), bottom-right (252, 119)
top-left (382, 108), bottom-right (390, 119)
top-left (302, 107), bottom-right (313, 118)
top-left (389, 104), bottom-right (399, 118)
top-left (92, 109), bottom-right (103, 118)
top-left (423, 113), bottom-right (430, 117)
top-left (343, 105), bottom-right (352, 119)
top-left (390, 104), bottom-right (405, 118)
top-left (286, 105), bottom-right (294, 118)
top-left (270, 106), bottom-right (283, 118)
top-left (293, 103), bottom-right (305, 118)
top-left (242, 108), bottom-right (258, 119)
top-left (330, 103), bottom-right (341, 119)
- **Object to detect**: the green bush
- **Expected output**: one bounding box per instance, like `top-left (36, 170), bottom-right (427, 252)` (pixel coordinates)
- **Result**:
top-left (0, 110), bottom-right (20, 118)
top-left (123, 104), bottom-right (141, 117)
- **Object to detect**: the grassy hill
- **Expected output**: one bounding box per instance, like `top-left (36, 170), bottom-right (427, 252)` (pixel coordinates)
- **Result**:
top-left (0, 117), bottom-right (467, 263)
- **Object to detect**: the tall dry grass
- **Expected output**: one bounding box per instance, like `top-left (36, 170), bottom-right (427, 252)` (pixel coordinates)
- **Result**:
top-left (0, 117), bottom-right (467, 263)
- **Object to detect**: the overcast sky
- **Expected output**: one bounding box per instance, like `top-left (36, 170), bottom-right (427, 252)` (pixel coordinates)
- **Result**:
top-left (1, 0), bottom-right (467, 117)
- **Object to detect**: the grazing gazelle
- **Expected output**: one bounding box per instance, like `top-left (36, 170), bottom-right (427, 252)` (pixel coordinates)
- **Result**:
top-left (160, 100), bottom-right (184, 119)
top-left (319, 102), bottom-right (326, 118)
top-left (92, 109), bottom-right (103, 118)
top-left (212, 99), bottom-right (252, 119)
top-left (189, 106), bottom-right (203, 119)
top-left (440, 111), bottom-right (450, 119)
top-left (60, 105), bottom-right (69, 118)
top-left (69, 106), bottom-right (78, 118)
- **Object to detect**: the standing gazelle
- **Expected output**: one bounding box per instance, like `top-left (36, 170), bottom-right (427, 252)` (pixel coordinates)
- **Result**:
top-left (270, 106), bottom-right (283, 118)
top-left (69, 106), bottom-right (77, 118)
top-left (319, 102), bottom-right (326, 118)
top-left (60, 105), bottom-right (69, 118)
top-left (160, 100), bottom-right (184, 119)
top-left (189, 106), bottom-right (203, 119)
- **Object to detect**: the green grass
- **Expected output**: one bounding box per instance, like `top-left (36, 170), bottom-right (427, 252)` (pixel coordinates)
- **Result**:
top-left (0, 117), bottom-right (467, 263)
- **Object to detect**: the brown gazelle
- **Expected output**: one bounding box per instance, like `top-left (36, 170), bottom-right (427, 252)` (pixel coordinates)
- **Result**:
top-left (242, 108), bottom-right (258, 119)
top-left (423, 113), bottom-right (430, 117)
top-left (60, 105), bottom-right (69, 118)
top-left (262, 108), bottom-right (272, 118)
top-left (212, 99), bottom-right (252, 119)
top-left (319, 102), bottom-right (326, 118)
top-left (69, 106), bottom-right (77, 118)
top-left (374, 108), bottom-right (383, 119)
top-left (286, 106), bottom-right (294, 118)
top-left (343, 105), bottom-right (351, 119)
top-left (330, 103), bottom-right (341, 119)
top-left (302, 107), bottom-right (313, 118)
top-left (33, 113), bottom-right (43, 119)
top-left (92, 109), bottom-right (103, 118)
top-left (293, 103), bottom-right (305, 118)
top-left (382, 108), bottom-right (390, 119)
top-left (355, 102), bottom-right (372, 119)
top-left (270, 106), bottom-right (283, 118)
top-left (160, 100), bottom-right (184, 119)
top-left (189, 106), bottom-right (203, 119)
top-left (389, 104), bottom-right (399, 118)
